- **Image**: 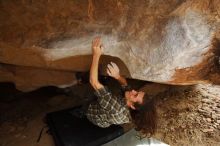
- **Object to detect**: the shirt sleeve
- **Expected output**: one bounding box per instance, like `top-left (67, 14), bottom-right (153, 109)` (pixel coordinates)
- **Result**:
top-left (94, 86), bottom-right (122, 113)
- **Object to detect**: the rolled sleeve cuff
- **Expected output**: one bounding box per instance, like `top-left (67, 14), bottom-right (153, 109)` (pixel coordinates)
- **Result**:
top-left (94, 86), bottom-right (109, 97)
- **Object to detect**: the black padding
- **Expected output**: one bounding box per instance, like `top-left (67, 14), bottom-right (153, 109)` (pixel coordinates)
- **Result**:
top-left (46, 106), bottom-right (124, 146)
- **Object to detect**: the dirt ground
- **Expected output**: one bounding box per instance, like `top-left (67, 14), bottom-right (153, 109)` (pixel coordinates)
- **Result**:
top-left (155, 84), bottom-right (220, 146)
top-left (0, 80), bottom-right (220, 146)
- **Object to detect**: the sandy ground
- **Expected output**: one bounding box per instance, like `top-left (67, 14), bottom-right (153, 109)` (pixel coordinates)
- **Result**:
top-left (155, 84), bottom-right (220, 146)
top-left (0, 80), bottom-right (220, 146)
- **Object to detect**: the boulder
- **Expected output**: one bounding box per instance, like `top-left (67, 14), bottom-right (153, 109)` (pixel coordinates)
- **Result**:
top-left (0, 0), bottom-right (220, 91)
top-left (0, 64), bottom-right (76, 92)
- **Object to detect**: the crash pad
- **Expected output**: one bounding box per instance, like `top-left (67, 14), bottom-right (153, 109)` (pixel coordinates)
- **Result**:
top-left (46, 106), bottom-right (124, 146)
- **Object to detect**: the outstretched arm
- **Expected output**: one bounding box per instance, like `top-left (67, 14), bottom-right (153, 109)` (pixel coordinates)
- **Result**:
top-left (107, 62), bottom-right (128, 86)
top-left (89, 37), bottom-right (104, 91)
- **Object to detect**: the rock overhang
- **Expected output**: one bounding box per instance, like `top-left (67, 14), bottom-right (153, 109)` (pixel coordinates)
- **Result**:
top-left (0, 0), bottom-right (220, 91)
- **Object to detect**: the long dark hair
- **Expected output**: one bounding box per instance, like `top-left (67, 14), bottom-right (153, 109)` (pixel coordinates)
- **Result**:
top-left (129, 94), bottom-right (157, 137)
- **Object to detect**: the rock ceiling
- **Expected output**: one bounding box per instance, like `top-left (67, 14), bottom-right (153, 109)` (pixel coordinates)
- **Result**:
top-left (0, 0), bottom-right (220, 91)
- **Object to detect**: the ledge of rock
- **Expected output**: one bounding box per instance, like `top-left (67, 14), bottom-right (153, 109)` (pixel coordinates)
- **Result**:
top-left (0, 0), bottom-right (220, 91)
top-left (0, 64), bottom-right (77, 92)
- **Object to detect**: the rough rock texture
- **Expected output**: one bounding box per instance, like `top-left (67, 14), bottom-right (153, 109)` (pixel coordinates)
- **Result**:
top-left (0, 0), bottom-right (220, 91)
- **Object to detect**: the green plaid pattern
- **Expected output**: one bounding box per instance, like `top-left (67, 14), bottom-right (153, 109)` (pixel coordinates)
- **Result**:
top-left (86, 86), bottom-right (131, 127)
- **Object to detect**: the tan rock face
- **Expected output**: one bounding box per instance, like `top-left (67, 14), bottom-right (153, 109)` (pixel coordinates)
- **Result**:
top-left (0, 0), bottom-right (220, 91)
top-left (0, 64), bottom-right (77, 92)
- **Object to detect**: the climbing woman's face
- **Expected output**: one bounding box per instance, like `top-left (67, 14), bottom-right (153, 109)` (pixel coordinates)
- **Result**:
top-left (125, 89), bottom-right (145, 109)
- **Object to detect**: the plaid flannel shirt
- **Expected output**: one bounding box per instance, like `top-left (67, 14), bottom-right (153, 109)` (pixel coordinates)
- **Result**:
top-left (86, 86), bottom-right (131, 128)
